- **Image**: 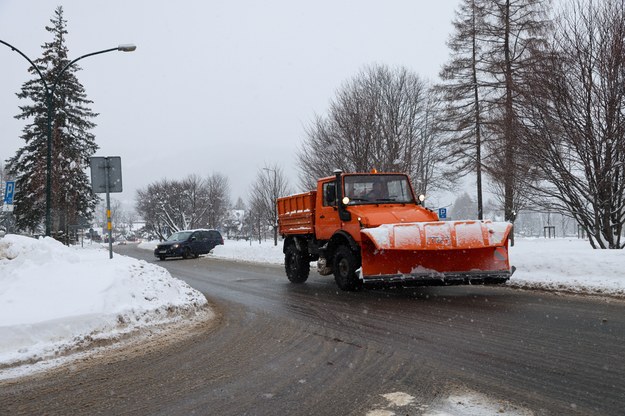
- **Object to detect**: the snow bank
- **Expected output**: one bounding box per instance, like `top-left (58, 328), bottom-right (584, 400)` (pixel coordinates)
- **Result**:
top-left (0, 235), bottom-right (209, 373)
top-left (509, 238), bottom-right (625, 297)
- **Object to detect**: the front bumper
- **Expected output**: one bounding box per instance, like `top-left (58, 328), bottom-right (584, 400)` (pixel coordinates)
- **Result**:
top-left (154, 246), bottom-right (184, 258)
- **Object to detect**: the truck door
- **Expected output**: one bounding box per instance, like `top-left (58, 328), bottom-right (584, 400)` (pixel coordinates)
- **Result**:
top-left (315, 180), bottom-right (342, 240)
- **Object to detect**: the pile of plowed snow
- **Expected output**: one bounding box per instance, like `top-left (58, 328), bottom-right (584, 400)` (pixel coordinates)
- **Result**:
top-left (0, 235), bottom-right (210, 376)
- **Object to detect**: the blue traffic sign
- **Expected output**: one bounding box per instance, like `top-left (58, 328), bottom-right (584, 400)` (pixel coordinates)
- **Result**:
top-left (438, 207), bottom-right (447, 219)
top-left (4, 181), bottom-right (15, 204)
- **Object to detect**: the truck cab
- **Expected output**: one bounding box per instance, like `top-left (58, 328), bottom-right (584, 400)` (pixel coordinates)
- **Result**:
top-left (314, 171), bottom-right (437, 243)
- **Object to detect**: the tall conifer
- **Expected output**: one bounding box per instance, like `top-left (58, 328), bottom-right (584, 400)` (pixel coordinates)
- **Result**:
top-left (7, 6), bottom-right (99, 237)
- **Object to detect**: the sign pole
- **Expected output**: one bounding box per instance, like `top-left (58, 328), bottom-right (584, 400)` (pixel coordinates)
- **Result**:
top-left (89, 156), bottom-right (122, 259)
top-left (105, 158), bottom-right (113, 259)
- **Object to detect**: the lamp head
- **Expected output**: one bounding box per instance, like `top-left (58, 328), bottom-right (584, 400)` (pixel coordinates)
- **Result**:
top-left (118, 44), bottom-right (137, 52)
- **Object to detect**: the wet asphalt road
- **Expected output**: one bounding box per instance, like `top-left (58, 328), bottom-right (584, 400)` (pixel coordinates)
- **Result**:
top-left (1, 244), bottom-right (624, 415)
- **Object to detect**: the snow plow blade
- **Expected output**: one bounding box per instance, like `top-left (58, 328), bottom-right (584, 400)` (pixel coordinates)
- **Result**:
top-left (359, 220), bottom-right (513, 286)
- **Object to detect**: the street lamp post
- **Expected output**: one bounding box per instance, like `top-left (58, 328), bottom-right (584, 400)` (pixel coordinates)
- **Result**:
top-left (1, 40), bottom-right (136, 236)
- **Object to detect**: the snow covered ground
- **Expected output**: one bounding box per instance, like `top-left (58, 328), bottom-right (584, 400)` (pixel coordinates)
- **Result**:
top-left (1, 233), bottom-right (624, 382)
top-left (0, 234), bottom-right (210, 380)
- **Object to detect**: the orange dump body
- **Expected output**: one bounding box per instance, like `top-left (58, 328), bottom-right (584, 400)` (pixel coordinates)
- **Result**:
top-left (277, 191), bottom-right (316, 235)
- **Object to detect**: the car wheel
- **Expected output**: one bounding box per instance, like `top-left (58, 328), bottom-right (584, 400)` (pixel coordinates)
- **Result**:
top-left (159, 255), bottom-right (166, 261)
top-left (183, 247), bottom-right (193, 259)
top-left (284, 244), bottom-right (309, 283)
top-left (333, 245), bottom-right (362, 291)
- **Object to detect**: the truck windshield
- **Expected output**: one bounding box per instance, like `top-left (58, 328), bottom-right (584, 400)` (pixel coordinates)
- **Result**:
top-left (343, 175), bottom-right (415, 204)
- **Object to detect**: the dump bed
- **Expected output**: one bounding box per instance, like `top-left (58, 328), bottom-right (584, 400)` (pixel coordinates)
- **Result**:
top-left (277, 191), bottom-right (316, 235)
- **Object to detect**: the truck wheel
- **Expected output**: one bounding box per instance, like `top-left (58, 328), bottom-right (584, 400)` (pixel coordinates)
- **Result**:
top-left (285, 244), bottom-right (309, 283)
top-left (333, 246), bottom-right (362, 291)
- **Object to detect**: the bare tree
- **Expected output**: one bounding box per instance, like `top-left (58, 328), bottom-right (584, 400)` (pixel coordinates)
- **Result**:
top-left (480, 0), bottom-right (551, 222)
top-left (246, 194), bottom-right (265, 244)
top-left (95, 197), bottom-right (140, 238)
top-left (297, 64), bottom-right (446, 195)
top-left (249, 163), bottom-right (290, 245)
top-left (521, 0), bottom-right (625, 248)
top-left (135, 173), bottom-right (230, 240)
top-left (205, 173), bottom-right (231, 230)
top-left (136, 179), bottom-right (178, 240)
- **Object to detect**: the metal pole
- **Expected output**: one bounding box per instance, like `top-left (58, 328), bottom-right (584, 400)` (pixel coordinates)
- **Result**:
top-left (105, 158), bottom-right (113, 259)
top-left (1, 40), bottom-right (135, 236)
top-left (46, 48), bottom-right (122, 237)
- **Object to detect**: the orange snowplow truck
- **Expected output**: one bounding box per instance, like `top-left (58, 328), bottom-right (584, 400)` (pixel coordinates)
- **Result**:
top-left (277, 170), bottom-right (514, 291)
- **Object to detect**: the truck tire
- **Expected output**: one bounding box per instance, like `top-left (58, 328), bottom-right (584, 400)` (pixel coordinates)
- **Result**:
top-left (285, 244), bottom-right (310, 283)
top-left (333, 245), bottom-right (362, 291)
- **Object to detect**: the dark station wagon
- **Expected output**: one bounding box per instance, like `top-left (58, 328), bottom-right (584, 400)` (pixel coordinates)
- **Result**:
top-left (154, 229), bottom-right (224, 260)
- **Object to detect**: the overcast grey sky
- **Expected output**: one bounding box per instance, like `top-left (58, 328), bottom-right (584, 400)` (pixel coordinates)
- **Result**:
top-left (1, 0), bottom-right (460, 207)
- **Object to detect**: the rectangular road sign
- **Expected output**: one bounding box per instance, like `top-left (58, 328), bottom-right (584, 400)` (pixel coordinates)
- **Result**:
top-left (4, 181), bottom-right (15, 204)
top-left (90, 157), bottom-right (122, 193)
top-left (438, 207), bottom-right (447, 219)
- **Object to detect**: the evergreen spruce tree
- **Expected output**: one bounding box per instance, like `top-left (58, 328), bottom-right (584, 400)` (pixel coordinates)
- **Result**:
top-left (6, 6), bottom-right (99, 238)
top-left (436, 0), bottom-right (489, 219)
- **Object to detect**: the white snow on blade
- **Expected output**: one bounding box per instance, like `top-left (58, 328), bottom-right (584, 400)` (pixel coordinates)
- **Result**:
top-left (362, 221), bottom-right (511, 250)
top-left (454, 221), bottom-right (484, 246)
top-left (393, 223), bottom-right (422, 248)
top-left (361, 225), bottom-right (392, 249)
top-left (486, 221), bottom-right (511, 246)
top-left (423, 222), bottom-right (450, 237)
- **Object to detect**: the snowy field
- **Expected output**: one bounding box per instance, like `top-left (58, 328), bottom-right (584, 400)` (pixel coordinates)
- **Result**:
top-left (1, 233), bottom-right (624, 382)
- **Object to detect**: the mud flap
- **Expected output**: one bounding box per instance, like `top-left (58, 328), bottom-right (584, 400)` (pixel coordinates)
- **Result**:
top-left (359, 220), bottom-right (513, 285)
